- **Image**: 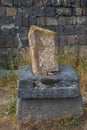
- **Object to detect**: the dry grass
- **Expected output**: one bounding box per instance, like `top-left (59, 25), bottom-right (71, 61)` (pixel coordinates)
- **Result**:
top-left (58, 52), bottom-right (87, 97)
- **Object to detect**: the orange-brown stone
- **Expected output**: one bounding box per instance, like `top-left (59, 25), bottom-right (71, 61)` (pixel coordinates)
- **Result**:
top-left (28, 26), bottom-right (58, 75)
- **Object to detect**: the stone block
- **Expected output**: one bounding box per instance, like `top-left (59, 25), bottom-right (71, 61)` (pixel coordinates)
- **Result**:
top-left (33, 0), bottom-right (43, 7)
top-left (54, 26), bottom-right (64, 35)
top-left (72, 16), bottom-right (77, 25)
top-left (1, 0), bottom-right (13, 6)
top-left (6, 7), bottom-right (17, 16)
top-left (18, 8), bottom-right (32, 17)
top-left (28, 26), bottom-right (58, 75)
top-left (67, 35), bottom-right (77, 45)
top-left (78, 35), bottom-right (87, 45)
top-left (44, 7), bottom-right (56, 17)
top-left (56, 8), bottom-right (71, 16)
top-left (5, 35), bottom-right (13, 48)
top-left (75, 25), bottom-right (87, 35)
top-left (13, 0), bottom-right (21, 7)
top-left (64, 25), bottom-right (75, 35)
top-left (43, 0), bottom-right (52, 6)
top-left (33, 7), bottom-right (45, 17)
top-left (76, 17), bottom-right (87, 25)
top-left (25, 0), bottom-right (33, 7)
top-left (46, 17), bottom-right (58, 26)
top-left (52, 0), bottom-right (61, 6)
top-left (18, 65), bottom-right (80, 99)
top-left (22, 16), bottom-right (29, 27)
top-left (58, 17), bottom-right (72, 25)
top-left (0, 7), bottom-right (6, 16)
top-left (17, 95), bottom-right (83, 121)
top-left (81, 0), bottom-right (87, 7)
top-left (0, 34), bottom-right (5, 47)
top-left (37, 17), bottom-right (45, 26)
top-left (59, 36), bottom-right (67, 46)
top-left (73, 8), bottom-right (83, 16)
top-left (58, 17), bottom-right (66, 25)
top-left (70, 0), bottom-right (80, 7)
top-left (29, 16), bottom-right (37, 25)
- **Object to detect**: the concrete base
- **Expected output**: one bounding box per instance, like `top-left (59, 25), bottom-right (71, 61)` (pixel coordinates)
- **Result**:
top-left (17, 95), bottom-right (83, 121)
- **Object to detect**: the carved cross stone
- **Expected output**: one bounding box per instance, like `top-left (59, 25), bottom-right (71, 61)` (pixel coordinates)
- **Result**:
top-left (28, 26), bottom-right (58, 75)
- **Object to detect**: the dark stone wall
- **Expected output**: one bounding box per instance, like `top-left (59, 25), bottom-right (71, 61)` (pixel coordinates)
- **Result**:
top-left (0, 0), bottom-right (87, 68)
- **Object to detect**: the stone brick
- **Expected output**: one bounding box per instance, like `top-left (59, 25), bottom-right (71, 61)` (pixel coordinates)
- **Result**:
top-left (18, 8), bottom-right (32, 17)
top-left (5, 35), bottom-right (13, 48)
top-left (58, 17), bottom-right (66, 25)
top-left (25, 0), bottom-right (33, 7)
top-left (64, 25), bottom-right (75, 35)
top-left (43, 0), bottom-right (52, 6)
top-left (54, 26), bottom-right (64, 35)
top-left (72, 16), bottom-right (77, 25)
top-left (73, 8), bottom-right (83, 16)
top-left (6, 7), bottom-right (17, 16)
top-left (56, 8), bottom-right (71, 16)
top-left (22, 16), bottom-right (29, 27)
top-left (52, 0), bottom-right (61, 6)
top-left (70, 0), bottom-right (80, 7)
top-left (37, 17), bottom-right (45, 26)
top-left (33, 7), bottom-right (45, 17)
top-left (77, 17), bottom-right (87, 25)
top-left (61, 0), bottom-right (70, 7)
top-left (1, 0), bottom-right (13, 6)
top-left (13, 0), bottom-right (21, 7)
top-left (60, 36), bottom-right (67, 46)
top-left (83, 9), bottom-right (87, 16)
top-left (81, 0), bottom-right (87, 7)
top-left (67, 35), bottom-right (77, 45)
top-left (46, 17), bottom-right (58, 25)
top-left (33, 0), bottom-right (43, 7)
top-left (21, 0), bottom-right (26, 6)
top-left (78, 35), bottom-right (87, 45)
top-left (0, 7), bottom-right (6, 16)
top-left (0, 34), bottom-right (5, 47)
top-left (45, 7), bottom-right (56, 17)
top-left (29, 16), bottom-right (37, 25)
top-left (58, 17), bottom-right (72, 25)
top-left (9, 28), bottom-right (18, 37)
top-left (13, 16), bottom-right (22, 28)
top-left (75, 25), bottom-right (87, 35)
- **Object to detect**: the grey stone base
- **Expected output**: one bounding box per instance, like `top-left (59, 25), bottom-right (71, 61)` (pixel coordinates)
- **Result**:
top-left (17, 95), bottom-right (84, 121)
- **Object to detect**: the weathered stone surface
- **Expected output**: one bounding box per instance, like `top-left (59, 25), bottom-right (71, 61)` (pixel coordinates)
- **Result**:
top-left (73, 8), bottom-right (83, 16)
top-left (6, 7), bottom-right (17, 16)
top-left (1, 0), bottom-right (13, 6)
top-left (56, 8), bottom-right (71, 16)
top-left (37, 17), bottom-right (45, 26)
top-left (18, 65), bottom-right (80, 99)
top-left (17, 95), bottom-right (83, 121)
top-left (64, 26), bottom-right (75, 35)
top-left (46, 17), bottom-right (58, 26)
top-left (28, 26), bottom-right (58, 75)
top-left (0, 7), bottom-right (6, 16)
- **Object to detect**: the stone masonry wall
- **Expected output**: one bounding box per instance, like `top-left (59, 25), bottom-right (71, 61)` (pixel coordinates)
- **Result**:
top-left (0, 0), bottom-right (87, 68)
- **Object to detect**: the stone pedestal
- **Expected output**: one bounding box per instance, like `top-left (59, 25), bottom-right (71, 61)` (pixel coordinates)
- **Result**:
top-left (17, 65), bottom-right (83, 121)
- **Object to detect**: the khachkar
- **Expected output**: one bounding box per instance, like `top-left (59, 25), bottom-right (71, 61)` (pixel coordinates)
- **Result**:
top-left (17, 26), bottom-right (83, 121)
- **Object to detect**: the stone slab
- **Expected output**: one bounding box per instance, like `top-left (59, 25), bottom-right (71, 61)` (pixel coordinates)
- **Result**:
top-left (28, 26), bottom-right (58, 76)
top-left (18, 65), bottom-right (80, 99)
top-left (17, 95), bottom-right (84, 121)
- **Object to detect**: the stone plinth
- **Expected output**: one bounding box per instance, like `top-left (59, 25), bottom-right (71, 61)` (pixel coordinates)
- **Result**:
top-left (28, 26), bottom-right (58, 76)
top-left (17, 65), bottom-right (83, 121)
